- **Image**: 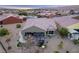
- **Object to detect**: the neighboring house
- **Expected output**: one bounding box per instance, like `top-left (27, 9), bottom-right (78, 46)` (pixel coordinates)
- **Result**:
top-left (19, 18), bottom-right (56, 43)
top-left (37, 12), bottom-right (54, 18)
top-left (55, 15), bottom-right (79, 40)
top-left (68, 29), bottom-right (79, 40)
top-left (0, 14), bottom-right (25, 25)
top-left (55, 15), bottom-right (79, 28)
top-left (26, 16), bottom-right (37, 19)
top-left (67, 23), bottom-right (79, 40)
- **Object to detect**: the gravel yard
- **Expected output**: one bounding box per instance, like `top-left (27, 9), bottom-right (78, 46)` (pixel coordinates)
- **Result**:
top-left (44, 32), bottom-right (79, 53)
top-left (0, 44), bottom-right (5, 53)
top-left (0, 23), bottom-right (25, 53)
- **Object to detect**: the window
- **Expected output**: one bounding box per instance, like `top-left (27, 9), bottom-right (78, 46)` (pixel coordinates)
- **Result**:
top-left (33, 32), bottom-right (44, 37)
top-left (25, 32), bottom-right (34, 36)
top-left (70, 33), bottom-right (72, 38)
top-left (48, 31), bottom-right (53, 34)
top-left (24, 32), bottom-right (27, 36)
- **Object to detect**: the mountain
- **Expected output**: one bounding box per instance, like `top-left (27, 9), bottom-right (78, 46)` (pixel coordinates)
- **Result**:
top-left (54, 5), bottom-right (79, 11)
top-left (0, 5), bottom-right (64, 9)
top-left (0, 5), bottom-right (79, 11)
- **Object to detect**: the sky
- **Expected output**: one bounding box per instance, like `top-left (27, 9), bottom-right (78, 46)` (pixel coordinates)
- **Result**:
top-left (0, 5), bottom-right (65, 9)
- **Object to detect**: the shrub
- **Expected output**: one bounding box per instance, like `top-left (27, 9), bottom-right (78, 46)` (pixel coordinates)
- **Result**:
top-left (73, 16), bottom-right (79, 20)
top-left (58, 41), bottom-right (64, 49)
top-left (18, 13), bottom-right (27, 16)
top-left (37, 15), bottom-right (42, 18)
top-left (17, 42), bottom-right (22, 47)
top-left (66, 51), bottom-right (69, 53)
top-left (73, 39), bottom-right (79, 45)
top-left (8, 46), bottom-right (12, 50)
top-left (54, 51), bottom-right (59, 53)
top-left (16, 24), bottom-right (21, 28)
top-left (69, 10), bottom-right (75, 15)
top-left (0, 28), bottom-right (9, 37)
top-left (58, 27), bottom-right (69, 37)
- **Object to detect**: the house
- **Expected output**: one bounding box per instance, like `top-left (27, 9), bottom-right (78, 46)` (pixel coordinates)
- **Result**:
top-left (19, 18), bottom-right (56, 43)
top-left (55, 10), bottom-right (69, 16)
top-left (55, 15), bottom-right (79, 40)
top-left (68, 29), bottom-right (79, 40)
top-left (0, 14), bottom-right (25, 25)
top-left (67, 23), bottom-right (79, 29)
top-left (37, 11), bottom-right (54, 18)
top-left (67, 23), bottom-right (79, 40)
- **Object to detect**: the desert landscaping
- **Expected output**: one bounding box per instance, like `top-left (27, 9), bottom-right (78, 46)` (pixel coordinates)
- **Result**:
top-left (0, 5), bottom-right (79, 53)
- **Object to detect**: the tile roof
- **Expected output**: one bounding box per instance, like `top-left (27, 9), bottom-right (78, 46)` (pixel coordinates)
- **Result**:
top-left (68, 29), bottom-right (78, 33)
top-left (22, 18), bottom-right (57, 31)
top-left (0, 14), bottom-right (19, 21)
top-left (54, 15), bottom-right (79, 27)
top-left (67, 23), bottom-right (79, 29)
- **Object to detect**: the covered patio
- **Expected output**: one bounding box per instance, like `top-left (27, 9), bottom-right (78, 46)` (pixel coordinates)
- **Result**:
top-left (21, 26), bottom-right (46, 42)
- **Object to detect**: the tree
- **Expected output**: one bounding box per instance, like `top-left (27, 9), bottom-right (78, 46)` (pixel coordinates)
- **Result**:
top-left (16, 24), bottom-right (21, 28)
top-left (18, 12), bottom-right (27, 16)
top-left (73, 16), bottom-right (79, 20)
top-left (0, 28), bottom-right (9, 37)
top-left (69, 10), bottom-right (75, 15)
top-left (58, 27), bottom-right (69, 37)
top-left (17, 42), bottom-right (23, 47)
